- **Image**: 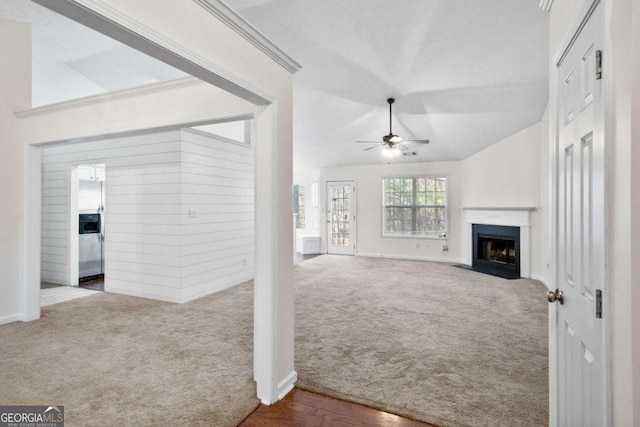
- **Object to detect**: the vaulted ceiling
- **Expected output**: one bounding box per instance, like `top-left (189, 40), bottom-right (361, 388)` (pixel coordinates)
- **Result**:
top-left (226, 0), bottom-right (550, 169)
top-left (1, 0), bottom-right (549, 170)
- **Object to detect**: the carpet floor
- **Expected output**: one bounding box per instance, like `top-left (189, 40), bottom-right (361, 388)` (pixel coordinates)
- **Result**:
top-left (4, 256), bottom-right (547, 427)
top-left (294, 255), bottom-right (549, 427)
top-left (0, 282), bottom-right (259, 426)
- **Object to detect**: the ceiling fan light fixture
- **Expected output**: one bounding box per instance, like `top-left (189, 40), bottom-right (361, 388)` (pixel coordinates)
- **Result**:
top-left (383, 145), bottom-right (400, 158)
top-left (357, 98), bottom-right (430, 153)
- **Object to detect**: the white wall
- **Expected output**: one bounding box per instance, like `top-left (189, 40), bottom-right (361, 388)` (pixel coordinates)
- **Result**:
top-left (315, 121), bottom-right (545, 267)
top-left (180, 129), bottom-right (255, 302)
top-left (550, 0), bottom-right (585, 59)
top-left (632, 0), bottom-right (640, 419)
top-left (605, 0), bottom-right (640, 423)
top-left (42, 132), bottom-right (182, 293)
top-left (459, 121), bottom-right (542, 278)
top-left (0, 21), bottom-right (30, 324)
top-left (538, 106), bottom-right (551, 286)
top-left (41, 129), bottom-right (255, 303)
top-left (319, 161), bottom-right (462, 262)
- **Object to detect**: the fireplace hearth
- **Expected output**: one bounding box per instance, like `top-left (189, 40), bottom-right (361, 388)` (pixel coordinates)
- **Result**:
top-left (472, 224), bottom-right (520, 279)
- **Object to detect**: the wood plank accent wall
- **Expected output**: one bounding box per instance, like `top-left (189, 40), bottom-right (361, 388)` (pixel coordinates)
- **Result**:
top-left (180, 129), bottom-right (255, 301)
top-left (41, 129), bottom-right (255, 303)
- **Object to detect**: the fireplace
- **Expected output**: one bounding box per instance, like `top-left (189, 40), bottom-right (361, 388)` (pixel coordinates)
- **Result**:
top-left (472, 224), bottom-right (520, 279)
top-left (463, 207), bottom-right (533, 279)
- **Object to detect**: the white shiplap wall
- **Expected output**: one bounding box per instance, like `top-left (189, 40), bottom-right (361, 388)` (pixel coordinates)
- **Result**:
top-left (41, 129), bottom-right (255, 303)
top-left (180, 129), bottom-right (255, 301)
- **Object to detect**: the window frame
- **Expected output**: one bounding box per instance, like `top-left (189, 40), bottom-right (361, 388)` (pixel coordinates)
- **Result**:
top-left (293, 184), bottom-right (305, 230)
top-left (380, 174), bottom-right (449, 240)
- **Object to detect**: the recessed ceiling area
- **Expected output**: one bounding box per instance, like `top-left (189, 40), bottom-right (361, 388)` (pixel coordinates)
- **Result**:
top-left (0, 0), bottom-right (187, 107)
top-left (225, 0), bottom-right (550, 169)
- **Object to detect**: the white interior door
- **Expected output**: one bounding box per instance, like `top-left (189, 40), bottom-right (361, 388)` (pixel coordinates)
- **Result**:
top-left (552, 2), bottom-right (607, 426)
top-left (327, 181), bottom-right (355, 255)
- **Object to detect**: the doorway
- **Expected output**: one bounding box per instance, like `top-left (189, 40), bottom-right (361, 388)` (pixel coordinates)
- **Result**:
top-left (40, 161), bottom-right (106, 305)
top-left (326, 181), bottom-right (356, 255)
top-left (76, 163), bottom-right (106, 292)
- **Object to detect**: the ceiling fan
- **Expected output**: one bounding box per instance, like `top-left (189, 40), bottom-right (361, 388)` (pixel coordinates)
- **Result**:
top-left (357, 98), bottom-right (430, 151)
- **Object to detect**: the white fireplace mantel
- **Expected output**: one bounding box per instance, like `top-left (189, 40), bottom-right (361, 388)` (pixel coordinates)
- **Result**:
top-left (462, 207), bottom-right (536, 278)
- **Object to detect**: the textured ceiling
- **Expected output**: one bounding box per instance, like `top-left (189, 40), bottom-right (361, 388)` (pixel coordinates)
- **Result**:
top-left (1, 0), bottom-right (548, 169)
top-left (226, 0), bottom-right (550, 169)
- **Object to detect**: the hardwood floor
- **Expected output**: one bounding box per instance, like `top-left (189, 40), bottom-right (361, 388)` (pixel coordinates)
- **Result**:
top-left (79, 274), bottom-right (104, 292)
top-left (239, 389), bottom-right (437, 427)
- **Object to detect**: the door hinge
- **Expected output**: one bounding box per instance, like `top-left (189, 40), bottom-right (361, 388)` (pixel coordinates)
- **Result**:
top-left (595, 50), bottom-right (603, 80)
top-left (596, 289), bottom-right (603, 318)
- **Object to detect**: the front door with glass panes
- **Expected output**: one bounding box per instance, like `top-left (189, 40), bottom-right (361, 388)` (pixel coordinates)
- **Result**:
top-left (327, 181), bottom-right (355, 255)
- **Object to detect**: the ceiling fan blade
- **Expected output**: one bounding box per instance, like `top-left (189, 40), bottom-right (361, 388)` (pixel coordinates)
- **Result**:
top-left (357, 140), bottom-right (382, 143)
top-left (363, 145), bottom-right (381, 151)
top-left (402, 139), bottom-right (430, 144)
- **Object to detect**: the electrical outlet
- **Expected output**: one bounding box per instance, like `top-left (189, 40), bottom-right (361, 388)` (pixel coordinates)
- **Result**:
top-left (415, 243), bottom-right (420, 249)
top-left (188, 209), bottom-right (197, 218)
top-left (242, 258), bottom-right (248, 267)
top-left (442, 244), bottom-right (448, 252)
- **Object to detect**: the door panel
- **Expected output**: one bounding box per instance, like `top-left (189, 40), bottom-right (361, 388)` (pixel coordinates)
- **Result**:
top-left (553, 2), bottom-right (606, 426)
top-left (327, 181), bottom-right (355, 255)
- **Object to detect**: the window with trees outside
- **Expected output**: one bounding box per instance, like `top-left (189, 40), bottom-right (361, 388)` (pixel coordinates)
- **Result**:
top-left (382, 176), bottom-right (448, 238)
top-left (293, 184), bottom-right (305, 229)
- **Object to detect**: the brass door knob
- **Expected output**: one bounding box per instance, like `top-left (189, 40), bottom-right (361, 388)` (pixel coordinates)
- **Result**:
top-left (547, 289), bottom-right (564, 305)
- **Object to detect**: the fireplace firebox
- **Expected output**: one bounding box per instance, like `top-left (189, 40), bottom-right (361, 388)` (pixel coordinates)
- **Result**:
top-left (472, 224), bottom-right (520, 279)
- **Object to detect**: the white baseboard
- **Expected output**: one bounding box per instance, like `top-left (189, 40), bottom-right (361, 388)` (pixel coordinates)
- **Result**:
top-left (356, 252), bottom-right (462, 264)
top-left (530, 274), bottom-right (551, 289)
top-left (106, 287), bottom-right (183, 303)
top-left (0, 313), bottom-right (23, 325)
top-left (179, 275), bottom-right (254, 303)
top-left (276, 370), bottom-right (297, 401)
top-left (107, 275), bottom-right (255, 304)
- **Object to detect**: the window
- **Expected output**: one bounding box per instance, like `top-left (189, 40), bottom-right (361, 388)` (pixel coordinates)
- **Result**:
top-left (310, 180), bottom-right (318, 229)
top-left (382, 176), bottom-right (447, 238)
top-left (293, 184), bottom-right (305, 229)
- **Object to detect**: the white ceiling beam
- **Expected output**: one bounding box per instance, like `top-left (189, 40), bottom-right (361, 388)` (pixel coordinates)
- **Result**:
top-left (194, 0), bottom-right (301, 74)
top-left (31, 0), bottom-right (290, 105)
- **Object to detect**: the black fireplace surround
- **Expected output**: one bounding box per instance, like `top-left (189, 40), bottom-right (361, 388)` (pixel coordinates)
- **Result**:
top-left (472, 224), bottom-right (520, 279)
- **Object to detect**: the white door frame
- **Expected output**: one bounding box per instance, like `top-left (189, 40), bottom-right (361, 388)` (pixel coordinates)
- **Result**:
top-left (69, 162), bottom-right (107, 289)
top-left (326, 181), bottom-right (356, 255)
top-left (69, 165), bottom-right (79, 287)
top-left (548, 0), bottom-right (610, 425)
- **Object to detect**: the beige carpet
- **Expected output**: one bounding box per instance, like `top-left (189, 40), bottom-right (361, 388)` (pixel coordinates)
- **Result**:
top-left (294, 255), bottom-right (549, 427)
top-left (0, 282), bottom-right (258, 426)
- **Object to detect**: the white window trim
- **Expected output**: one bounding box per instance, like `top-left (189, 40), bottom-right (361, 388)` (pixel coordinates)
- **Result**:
top-left (380, 174), bottom-right (449, 240)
